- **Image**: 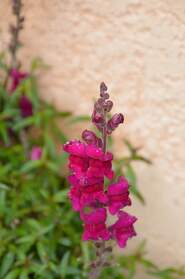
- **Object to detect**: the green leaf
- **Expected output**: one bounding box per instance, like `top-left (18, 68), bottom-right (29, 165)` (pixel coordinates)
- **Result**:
top-left (59, 251), bottom-right (70, 277)
top-left (125, 164), bottom-right (145, 205)
top-left (55, 111), bottom-right (72, 118)
top-left (69, 115), bottom-right (91, 124)
top-left (26, 219), bottom-right (42, 231)
top-left (53, 189), bottom-right (68, 203)
top-left (0, 120), bottom-right (9, 145)
top-left (124, 139), bottom-right (136, 154)
top-left (37, 224), bottom-right (54, 237)
top-left (0, 252), bottom-right (15, 278)
top-left (20, 160), bottom-right (42, 173)
top-left (4, 268), bottom-right (20, 279)
top-left (19, 270), bottom-right (28, 279)
top-left (31, 57), bottom-right (50, 72)
top-left (132, 154), bottom-right (152, 165)
top-left (13, 116), bottom-right (35, 131)
top-left (46, 162), bottom-right (60, 173)
top-left (81, 242), bottom-right (90, 269)
top-left (50, 123), bottom-right (68, 143)
top-left (16, 235), bottom-right (35, 244)
top-left (0, 183), bottom-right (10, 191)
top-left (0, 190), bottom-right (6, 213)
top-left (37, 242), bottom-right (47, 262)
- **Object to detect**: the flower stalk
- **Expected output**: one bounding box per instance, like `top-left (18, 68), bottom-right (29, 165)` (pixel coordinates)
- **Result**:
top-left (64, 82), bottom-right (137, 279)
top-left (9, 0), bottom-right (24, 69)
top-left (5, 0), bottom-right (31, 157)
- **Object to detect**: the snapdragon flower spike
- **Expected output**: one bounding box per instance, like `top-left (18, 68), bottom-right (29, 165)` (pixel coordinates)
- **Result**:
top-left (64, 82), bottom-right (137, 248)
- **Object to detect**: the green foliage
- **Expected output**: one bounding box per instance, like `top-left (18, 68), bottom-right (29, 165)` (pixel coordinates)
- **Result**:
top-left (113, 139), bottom-right (152, 205)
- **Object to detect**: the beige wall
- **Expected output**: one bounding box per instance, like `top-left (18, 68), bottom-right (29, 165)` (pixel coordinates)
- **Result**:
top-left (1, 0), bottom-right (185, 277)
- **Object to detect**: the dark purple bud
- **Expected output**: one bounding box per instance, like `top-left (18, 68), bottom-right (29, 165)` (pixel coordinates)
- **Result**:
top-left (103, 93), bottom-right (110, 100)
top-left (82, 130), bottom-right (96, 144)
top-left (103, 100), bottom-right (113, 112)
top-left (92, 110), bottom-right (105, 132)
top-left (9, 69), bottom-right (28, 92)
top-left (107, 113), bottom-right (124, 134)
top-left (100, 83), bottom-right (109, 101)
top-left (92, 111), bottom-right (104, 124)
top-left (94, 100), bottom-right (102, 112)
top-left (82, 129), bottom-right (103, 148)
top-left (100, 82), bottom-right (107, 95)
top-left (19, 95), bottom-right (33, 118)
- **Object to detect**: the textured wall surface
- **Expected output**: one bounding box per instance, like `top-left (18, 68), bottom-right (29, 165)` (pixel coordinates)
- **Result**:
top-left (1, 0), bottom-right (185, 278)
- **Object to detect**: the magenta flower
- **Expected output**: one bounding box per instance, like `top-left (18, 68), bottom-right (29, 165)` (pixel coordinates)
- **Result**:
top-left (31, 146), bottom-right (42, 160)
top-left (110, 211), bottom-right (137, 248)
top-left (80, 208), bottom-right (110, 241)
top-left (64, 140), bottom-right (114, 180)
top-left (68, 175), bottom-right (107, 211)
top-left (9, 68), bottom-right (33, 118)
top-left (107, 176), bottom-right (131, 215)
top-left (19, 95), bottom-right (33, 118)
top-left (9, 68), bottom-right (28, 92)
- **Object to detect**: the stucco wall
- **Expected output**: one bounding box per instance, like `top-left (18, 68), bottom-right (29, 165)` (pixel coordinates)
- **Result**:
top-left (1, 1), bottom-right (185, 278)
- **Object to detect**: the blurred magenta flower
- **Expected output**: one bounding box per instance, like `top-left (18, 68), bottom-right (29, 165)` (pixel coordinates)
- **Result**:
top-left (109, 211), bottom-right (137, 248)
top-left (19, 95), bottom-right (33, 118)
top-left (9, 68), bottom-right (27, 92)
top-left (9, 68), bottom-right (33, 118)
top-left (31, 146), bottom-right (42, 160)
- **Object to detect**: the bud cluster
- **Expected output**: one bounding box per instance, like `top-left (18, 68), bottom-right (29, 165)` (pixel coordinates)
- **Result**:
top-left (9, 0), bottom-right (24, 68)
top-left (92, 82), bottom-right (124, 135)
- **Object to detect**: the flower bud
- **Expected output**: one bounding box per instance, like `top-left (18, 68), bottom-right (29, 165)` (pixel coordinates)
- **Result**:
top-left (31, 146), bottom-right (42, 160)
top-left (100, 82), bottom-right (107, 95)
top-left (100, 83), bottom-right (109, 100)
top-left (82, 129), bottom-right (103, 148)
top-left (103, 100), bottom-right (113, 112)
top-left (92, 111), bottom-right (103, 123)
top-left (19, 95), bottom-right (33, 118)
top-left (107, 113), bottom-right (124, 134)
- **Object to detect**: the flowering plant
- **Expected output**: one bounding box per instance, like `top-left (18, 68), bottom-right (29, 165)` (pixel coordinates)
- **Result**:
top-left (0, 1), bottom-right (185, 279)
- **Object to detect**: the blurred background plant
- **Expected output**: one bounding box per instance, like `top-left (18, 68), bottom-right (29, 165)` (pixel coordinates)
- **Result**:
top-left (0, 1), bottom-right (184, 278)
